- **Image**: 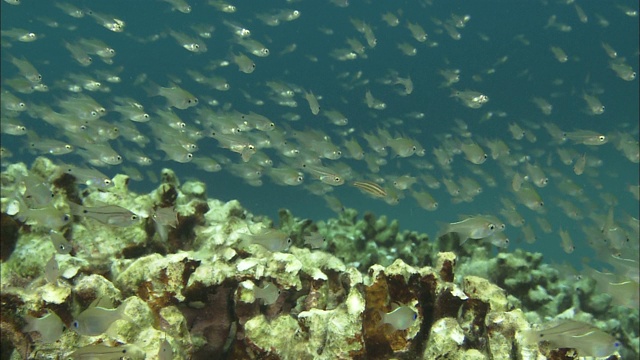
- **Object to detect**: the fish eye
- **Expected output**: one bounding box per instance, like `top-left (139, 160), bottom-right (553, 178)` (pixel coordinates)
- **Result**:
top-left (90, 111), bottom-right (98, 117)
top-left (72, 320), bottom-right (79, 329)
top-left (287, 237), bottom-right (292, 244)
top-left (334, 176), bottom-right (341, 182)
top-left (116, 156), bottom-right (122, 161)
top-left (131, 215), bottom-right (138, 220)
top-left (65, 145), bottom-right (72, 150)
top-left (269, 123), bottom-right (275, 128)
top-left (488, 224), bottom-right (495, 230)
top-left (63, 214), bottom-right (70, 222)
top-left (187, 153), bottom-right (193, 159)
top-left (248, 145), bottom-right (255, 150)
top-left (104, 179), bottom-right (111, 185)
top-left (598, 135), bottom-right (605, 141)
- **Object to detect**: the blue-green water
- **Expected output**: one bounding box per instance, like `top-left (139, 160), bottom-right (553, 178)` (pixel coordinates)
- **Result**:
top-left (1, 0), bottom-right (638, 272)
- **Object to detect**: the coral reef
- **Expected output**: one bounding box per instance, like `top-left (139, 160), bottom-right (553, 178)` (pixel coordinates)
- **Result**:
top-left (0, 158), bottom-right (634, 359)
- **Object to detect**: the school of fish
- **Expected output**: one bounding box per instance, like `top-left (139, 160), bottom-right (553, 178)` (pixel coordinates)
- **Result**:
top-left (1, 0), bottom-right (638, 357)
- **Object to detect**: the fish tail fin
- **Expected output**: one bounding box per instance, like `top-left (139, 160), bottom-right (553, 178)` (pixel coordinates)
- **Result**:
top-left (143, 80), bottom-right (160, 97)
top-left (435, 221), bottom-right (451, 240)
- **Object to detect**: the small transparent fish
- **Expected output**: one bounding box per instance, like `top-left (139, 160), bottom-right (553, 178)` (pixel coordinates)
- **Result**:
top-left (152, 207), bottom-right (178, 228)
top-left (77, 37), bottom-right (116, 59)
top-left (460, 141), bottom-right (487, 164)
top-left (601, 42), bottom-right (617, 58)
top-left (158, 338), bottom-right (173, 360)
top-left (64, 41), bottom-right (93, 66)
top-left (392, 175), bottom-right (417, 190)
top-left (486, 231), bottom-right (509, 249)
top-left (443, 22), bottom-right (461, 40)
top-left (304, 90), bottom-right (320, 115)
top-left (439, 216), bottom-right (498, 243)
top-left (161, 0), bottom-right (191, 13)
top-left (69, 343), bottom-right (145, 360)
top-left (508, 122), bottom-right (525, 140)
top-left (242, 228), bottom-right (292, 252)
top-left (156, 138), bottom-right (194, 163)
top-left (15, 200), bottom-right (71, 230)
top-left (582, 92), bottom-right (605, 115)
top-left (343, 138), bottom-right (364, 160)
top-left (410, 189), bottom-right (438, 211)
top-left (253, 281), bottom-right (280, 305)
top-left (76, 143), bottom-right (122, 166)
top-left (1, 90), bottom-right (27, 112)
top-left (382, 12), bottom-right (399, 27)
top-left (303, 164), bottom-right (344, 186)
top-left (237, 38), bottom-right (269, 57)
top-left (147, 81), bottom-right (198, 110)
top-left (1, 28), bottom-right (37, 42)
top-left (55, 2), bottom-right (85, 18)
top-left (62, 164), bottom-right (113, 188)
top-left (267, 167), bottom-right (304, 186)
top-left (397, 42), bottom-right (417, 56)
top-left (168, 29), bottom-right (206, 53)
top-left (303, 232), bottom-right (326, 249)
top-left (609, 59), bottom-right (636, 81)
top-left (524, 320), bottom-right (620, 358)
top-left (21, 173), bottom-right (53, 208)
top-left (386, 138), bottom-right (417, 158)
top-left (192, 156), bottom-right (222, 172)
top-left (451, 89), bottom-right (489, 109)
top-left (378, 304), bottom-right (418, 331)
top-left (44, 254), bottom-right (59, 283)
top-left (85, 8), bottom-right (125, 32)
top-left (531, 97), bottom-right (552, 115)
top-left (524, 162), bottom-right (548, 187)
top-left (550, 46), bottom-right (568, 62)
top-left (50, 230), bottom-right (73, 254)
top-left (8, 55), bottom-right (42, 83)
top-left (406, 22), bottom-right (427, 42)
top-left (70, 202), bottom-right (140, 227)
top-left (72, 298), bottom-right (130, 336)
top-left (323, 109), bottom-right (348, 126)
top-left (232, 51), bottom-right (256, 73)
top-left (364, 89), bottom-right (386, 110)
top-left (514, 183), bottom-right (545, 212)
top-left (573, 153), bottom-right (586, 175)
top-left (23, 311), bottom-right (65, 343)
